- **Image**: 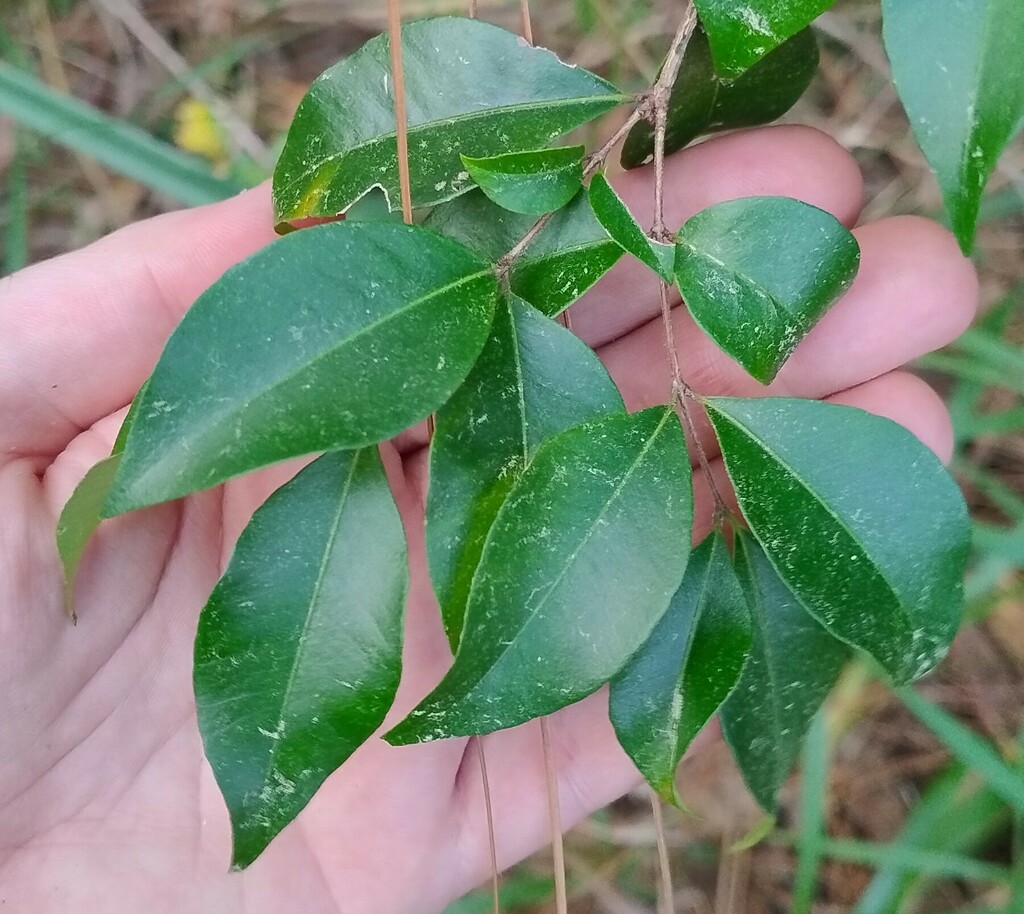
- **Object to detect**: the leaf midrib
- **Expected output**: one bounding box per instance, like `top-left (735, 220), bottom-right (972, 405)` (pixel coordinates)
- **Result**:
top-left (667, 543), bottom-right (717, 771)
top-left (248, 451), bottom-right (360, 810)
top-left (454, 409), bottom-right (676, 705)
top-left (709, 404), bottom-right (908, 646)
top-left (739, 543), bottom-right (788, 784)
top-left (137, 267), bottom-right (493, 470)
top-left (279, 95), bottom-right (629, 203)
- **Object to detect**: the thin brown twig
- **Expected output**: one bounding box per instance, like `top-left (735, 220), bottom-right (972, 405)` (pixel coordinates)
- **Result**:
top-left (468, 0), bottom-right (479, 17)
top-left (475, 738), bottom-right (501, 914)
top-left (647, 3), bottom-right (731, 523)
top-left (540, 718), bottom-right (568, 914)
top-left (386, 0), bottom-right (413, 224)
top-left (650, 791), bottom-right (675, 914)
top-left (652, 3), bottom-right (698, 239)
top-left (519, 0), bottom-right (533, 43)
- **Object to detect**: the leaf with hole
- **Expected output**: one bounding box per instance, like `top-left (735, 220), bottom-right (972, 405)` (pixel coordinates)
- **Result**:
top-left (610, 531), bottom-right (751, 806)
top-left (427, 293), bottom-right (623, 650)
top-left (272, 18), bottom-right (627, 223)
top-left (706, 397), bottom-right (970, 684)
top-left (621, 25), bottom-right (818, 168)
top-left (194, 448), bottom-right (407, 870)
top-left (460, 146), bottom-right (584, 215)
top-left (387, 407), bottom-right (693, 743)
top-left (425, 188), bottom-right (622, 316)
top-left (588, 172), bottom-right (675, 281)
top-left (675, 196), bottom-right (860, 383)
top-left (693, 0), bottom-right (835, 76)
top-left (720, 530), bottom-right (850, 812)
top-left (882, 0), bottom-right (1024, 253)
top-left (104, 221), bottom-right (498, 515)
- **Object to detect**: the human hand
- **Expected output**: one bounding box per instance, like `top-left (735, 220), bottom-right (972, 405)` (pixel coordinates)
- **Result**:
top-left (0, 125), bottom-right (976, 913)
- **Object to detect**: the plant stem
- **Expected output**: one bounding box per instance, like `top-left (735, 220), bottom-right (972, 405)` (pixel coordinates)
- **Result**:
top-left (650, 790), bottom-right (675, 914)
top-left (519, 0), bottom-right (533, 43)
top-left (651, 4), bottom-right (698, 240)
top-left (386, 0), bottom-right (413, 224)
top-left (647, 2), bottom-right (731, 524)
top-left (468, 0), bottom-right (478, 17)
top-left (540, 717), bottom-right (568, 914)
top-left (475, 738), bottom-right (501, 914)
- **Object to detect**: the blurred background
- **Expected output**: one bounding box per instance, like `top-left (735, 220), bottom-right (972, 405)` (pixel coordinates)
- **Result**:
top-left (1, 1), bottom-right (1022, 911)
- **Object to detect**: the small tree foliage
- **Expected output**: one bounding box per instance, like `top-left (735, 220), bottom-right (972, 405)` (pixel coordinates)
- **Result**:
top-left (56, 1), bottom-right (1022, 870)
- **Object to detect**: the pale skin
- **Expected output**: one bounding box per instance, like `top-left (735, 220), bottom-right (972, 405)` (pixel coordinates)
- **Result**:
top-left (0, 126), bottom-right (978, 913)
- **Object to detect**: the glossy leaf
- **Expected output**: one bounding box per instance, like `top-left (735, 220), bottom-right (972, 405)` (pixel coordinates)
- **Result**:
top-left (621, 25), bottom-right (818, 168)
top-left (425, 188), bottom-right (622, 316)
top-left (272, 18), bottom-right (626, 223)
top-left (427, 293), bottom-right (623, 649)
top-left (609, 531), bottom-right (751, 806)
top-left (104, 222), bottom-right (498, 515)
top-left (461, 146), bottom-right (584, 215)
top-left (194, 448), bottom-right (407, 870)
top-left (675, 197), bottom-right (859, 383)
top-left (882, 0), bottom-right (1024, 252)
top-left (720, 530), bottom-right (850, 812)
top-left (588, 172), bottom-right (674, 281)
top-left (56, 382), bottom-right (148, 618)
top-left (706, 397), bottom-right (971, 684)
top-left (387, 407), bottom-right (693, 743)
top-left (693, 0), bottom-right (835, 76)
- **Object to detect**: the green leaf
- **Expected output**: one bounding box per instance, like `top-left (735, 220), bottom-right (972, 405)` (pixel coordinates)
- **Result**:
top-left (588, 172), bottom-right (675, 281)
top-left (56, 381), bottom-right (149, 618)
top-left (706, 397), bottom-right (971, 684)
top-left (621, 25), bottom-right (818, 168)
top-left (609, 531), bottom-right (751, 806)
top-left (881, 0), bottom-right (1024, 252)
top-left (425, 188), bottom-right (623, 316)
top-left (0, 60), bottom-right (244, 206)
top-left (460, 146), bottom-right (584, 215)
top-left (194, 448), bottom-right (407, 870)
top-left (105, 222), bottom-right (498, 515)
top-left (272, 18), bottom-right (626, 223)
top-left (387, 407), bottom-right (693, 743)
top-left (675, 197), bottom-right (860, 383)
top-left (427, 293), bottom-right (623, 650)
top-left (56, 455), bottom-right (122, 620)
top-left (720, 530), bottom-right (850, 812)
top-left (693, 0), bottom-right (835, 77)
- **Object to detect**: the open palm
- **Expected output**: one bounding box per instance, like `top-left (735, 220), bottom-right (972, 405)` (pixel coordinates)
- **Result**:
top-left (0, 126), bottom-right (977, 913)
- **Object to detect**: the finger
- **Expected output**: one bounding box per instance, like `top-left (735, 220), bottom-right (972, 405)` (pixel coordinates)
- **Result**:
top-left (599, 215), bottom-right (977, 463)
top-left (568, 125), bottom-right (865, 348)
top-left (446, 369), bottom-right (953, 895)
top-left (0, 186), bottom-right (277, 458)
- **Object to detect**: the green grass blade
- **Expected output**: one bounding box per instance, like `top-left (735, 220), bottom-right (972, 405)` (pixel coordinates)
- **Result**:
top-left (956, 459), bottom-right (1024, 524)
top-left (0, 60), bottom-right (244, 205)
top-left (854, 765), bottom-right (1010, 914)
top-left (900, 689), bottom-right (1024, 816)
top-left (3, 129), bottom-right (29, 274)
top-left (792, 711), bottom-right (829, 913)
top-left (817, 838), bottom-right (1012, 884)
top-left (442, 874), bottom-right (555, 913)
